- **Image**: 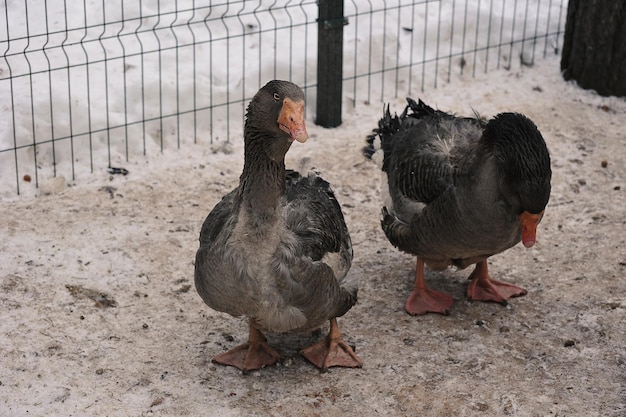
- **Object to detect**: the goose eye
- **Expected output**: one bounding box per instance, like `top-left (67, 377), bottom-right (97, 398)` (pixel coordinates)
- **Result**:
top-left (273, 92), bottom-right (280, 101)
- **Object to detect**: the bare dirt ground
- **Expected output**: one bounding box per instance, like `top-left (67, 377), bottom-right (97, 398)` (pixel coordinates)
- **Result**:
top-left (1, 56), bottom-right (625, 416)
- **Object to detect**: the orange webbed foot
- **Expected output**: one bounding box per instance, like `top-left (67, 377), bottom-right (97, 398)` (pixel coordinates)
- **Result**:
top-left (405, 287), bottom-right (455, 315)
top-left (212, 341), bottom-right (281, 373)
top-left (300, 319), bottom-right (362, 372)
top-left (466, 260), bottom-right (527, 304)
top-left (467, 278), bottom-right (527, 304)
top-left (405, 257), bottom-right (455, 315)
top-left (212, 324), bottom-right (280, 373)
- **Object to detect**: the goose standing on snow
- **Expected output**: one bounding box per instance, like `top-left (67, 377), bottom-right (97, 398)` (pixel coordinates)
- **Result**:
top-left (195, 80), bottom-right (362, 372)
top-left (365, 98), bottom-right (551, 315)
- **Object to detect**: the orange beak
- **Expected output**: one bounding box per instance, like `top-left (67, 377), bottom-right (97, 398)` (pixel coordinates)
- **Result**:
top-left (278, 97), bottom-right (308, 143)
top-left (519, 211), bottom-right (544, 248)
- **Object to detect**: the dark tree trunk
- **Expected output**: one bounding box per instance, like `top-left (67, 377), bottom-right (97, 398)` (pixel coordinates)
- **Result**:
top-left (561, 0), bottom-right (626, 97)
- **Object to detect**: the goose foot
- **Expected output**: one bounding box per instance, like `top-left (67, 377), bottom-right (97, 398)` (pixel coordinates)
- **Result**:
top-left (300, 319), bottom-right (362, 372)
top-left (212, 324), bottom-right (280, 373)
top-left (466, 260), bottom-right (527, 304)
top-left (405, 257), bottom-right (455, 315)
top-left (405, 287), bottom-right (455, 315)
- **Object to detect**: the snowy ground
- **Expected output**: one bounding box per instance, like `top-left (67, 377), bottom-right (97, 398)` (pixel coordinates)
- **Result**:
top-left (1, 55), bottom-right (625, 416)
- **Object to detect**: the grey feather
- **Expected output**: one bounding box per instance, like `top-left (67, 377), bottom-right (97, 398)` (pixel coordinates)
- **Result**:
top-left (194, 81), bottom-right (356, 334)
top-left (368, 98), bottom-right (552, 270)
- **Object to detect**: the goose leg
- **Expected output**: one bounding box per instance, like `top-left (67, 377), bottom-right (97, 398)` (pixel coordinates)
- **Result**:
top-left (466, 260), bottom-right (527, 304)
top-left (405, 257), bottom-right (455, 315)
top-left (212, 321), bottom-right (280, 373)
top-left (300, 318), bottom-right (362, 372)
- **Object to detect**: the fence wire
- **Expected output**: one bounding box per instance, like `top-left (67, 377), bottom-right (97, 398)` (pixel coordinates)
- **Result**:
top-left (0, 0), bottom-right (565, 195)
top-left (344, 0), bottom-right (565, 104)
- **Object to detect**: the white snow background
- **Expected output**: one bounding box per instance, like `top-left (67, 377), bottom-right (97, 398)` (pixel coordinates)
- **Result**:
top-left (1, 0), bottom-right (566, 198)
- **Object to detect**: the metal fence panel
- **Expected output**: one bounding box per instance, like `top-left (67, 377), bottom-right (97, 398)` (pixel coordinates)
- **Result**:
top-left (0, 0), bottom-right (565, 195)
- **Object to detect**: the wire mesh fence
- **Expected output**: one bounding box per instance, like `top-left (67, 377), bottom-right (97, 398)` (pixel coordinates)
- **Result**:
top-left (344, 0), bottom-right (565, 104)
top-left (0, 0), bottom-right (566, 195)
